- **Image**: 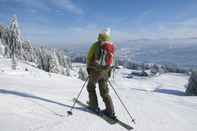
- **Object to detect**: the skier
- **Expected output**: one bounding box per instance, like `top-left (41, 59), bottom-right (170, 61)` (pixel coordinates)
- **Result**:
top-left (86, 28), bottom-right (116, 119)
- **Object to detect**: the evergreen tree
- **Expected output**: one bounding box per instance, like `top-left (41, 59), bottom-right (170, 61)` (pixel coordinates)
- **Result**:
top-left (186, 71), bottom-right (197, 96)
top-left (49, 49), bottom-right (61, 73)
top-left (0, 39), bottom-right (5, 57)
top-left (78, 67), bottom-right (88, 81)
top-left (23, 40), bottom-right (35, 62)
top-left (9, 15), bottom-right (23, 59)
top-left (11, 53), bottom-right (17, 70)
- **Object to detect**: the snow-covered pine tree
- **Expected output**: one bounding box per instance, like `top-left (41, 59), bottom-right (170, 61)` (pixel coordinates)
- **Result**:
top-left (78, 67), bottom-right (88, 81)
top-left (34, 47), bottom-right (47, 71)
top-left (38, 47), bottom-right (50, 72)
top-left (0, 24), bottom-right (10, 57)
top-left (0, 39), bottom-right (5, 57)
top-left (1, 16), bottom-right (72, 76)
top-left (34, 47), bottom-right (71, 75)
top-left (22, 40), bottom-right (35, 62)
top-left (55, 49), bottom-right (72, 75)
top-left (55, 49), bottom-right (65, 67)
top-left (11, 53), bottom-right (17, 70)
top-left (65, 55), bottom-right (72, 69)
top-left (48, 48), bottom-right (61, 73)
top-left (186, 71), bottom-right (197, 96)
top-left (8, 15), bottom-right (23, 60)
top-left (64, 65), bottom-right (70, 76)
top-left (0, 24), bottom-right (4, 39)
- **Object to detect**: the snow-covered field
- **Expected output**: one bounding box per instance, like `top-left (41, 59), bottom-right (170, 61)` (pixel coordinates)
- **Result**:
top-left (0, 58), bottom-right (197, 131)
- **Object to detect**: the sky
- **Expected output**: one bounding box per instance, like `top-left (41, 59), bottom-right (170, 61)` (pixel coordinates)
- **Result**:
top-left (0, 0), bottom-right (197, 47)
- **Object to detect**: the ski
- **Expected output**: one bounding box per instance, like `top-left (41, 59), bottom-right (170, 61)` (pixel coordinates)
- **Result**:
top-left (73, 98), bottom-right (134, 130)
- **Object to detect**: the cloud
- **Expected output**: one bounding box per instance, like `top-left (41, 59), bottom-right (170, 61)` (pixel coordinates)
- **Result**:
top-left (22, 24), bottom-right (99, 47)
top-left (120, 15), bottom-right (197, 40)
top-left (0, 0), bottom-right (83, 15)
top-left (2, 0), bottom-right (197, 46)
top-left (22, 16), bottom-right (197, 48)
top-left (22, 23), bottom-right (135, 47)
top-left (50, 0), bottom-right (83, 15)
top-left (155, 17), bottom-right (197, 39)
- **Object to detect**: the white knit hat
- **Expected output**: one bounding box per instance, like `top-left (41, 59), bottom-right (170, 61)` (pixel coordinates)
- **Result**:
top-left (101, 28), bottom-right (111, 36)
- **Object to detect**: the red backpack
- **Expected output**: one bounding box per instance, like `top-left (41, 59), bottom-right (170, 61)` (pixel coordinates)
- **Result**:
top-left (97, 42), bottom-right (115, 66)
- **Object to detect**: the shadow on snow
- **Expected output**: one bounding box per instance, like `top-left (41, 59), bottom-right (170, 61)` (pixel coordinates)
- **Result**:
top-left (0, 88), bottom-right (117, 122)
top-left (0, 88), bottom-right (75, 108)
top-left (153, 88), bottom-right (186, 96)
top-left (129, 87), bottom-right (186, 96)
top-left (0, 88), bottom-right (91, 116)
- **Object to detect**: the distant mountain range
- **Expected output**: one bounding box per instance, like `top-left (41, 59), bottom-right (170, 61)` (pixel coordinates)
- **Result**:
top-left (65, 38), bottom-right (197, 70)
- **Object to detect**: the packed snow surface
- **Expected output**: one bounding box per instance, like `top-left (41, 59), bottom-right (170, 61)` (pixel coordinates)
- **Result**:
top-left (0, 58), bottom-right (197, 131)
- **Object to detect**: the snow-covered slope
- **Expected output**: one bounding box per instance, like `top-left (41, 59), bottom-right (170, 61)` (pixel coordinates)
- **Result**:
top-left (0, 58), bottom-right (197, 131)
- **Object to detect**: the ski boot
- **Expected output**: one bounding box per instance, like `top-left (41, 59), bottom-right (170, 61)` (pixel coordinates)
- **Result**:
top-left (101, 109), bottom-right (117, 120)
top-left (86, 101), bottom-right (100, 114)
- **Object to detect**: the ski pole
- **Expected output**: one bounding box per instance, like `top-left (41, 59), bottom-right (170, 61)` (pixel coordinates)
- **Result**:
top-left (108, 80), bottom-right (136, 124)
top-left (67, 78), bottom-right (88, 116)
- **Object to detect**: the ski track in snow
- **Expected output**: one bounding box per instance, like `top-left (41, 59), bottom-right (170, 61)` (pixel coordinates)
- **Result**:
top-left (0, 58), bottom-right (197, 131)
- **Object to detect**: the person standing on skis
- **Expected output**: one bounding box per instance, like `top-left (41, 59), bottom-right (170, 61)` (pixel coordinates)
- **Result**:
top-left (86, 28), bottom-right (116, 119)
